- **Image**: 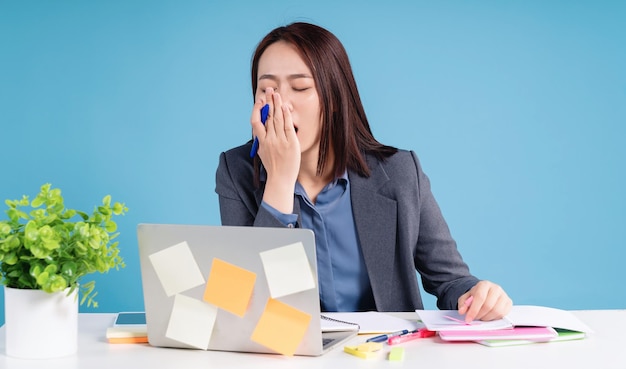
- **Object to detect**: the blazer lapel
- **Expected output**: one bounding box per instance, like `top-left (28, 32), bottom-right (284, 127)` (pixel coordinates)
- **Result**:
top-left (349, 157), bottom-right (398, 309)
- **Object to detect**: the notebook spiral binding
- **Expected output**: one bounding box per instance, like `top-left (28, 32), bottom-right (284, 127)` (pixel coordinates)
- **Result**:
top-left (321, 314), bottom-right (361, 330)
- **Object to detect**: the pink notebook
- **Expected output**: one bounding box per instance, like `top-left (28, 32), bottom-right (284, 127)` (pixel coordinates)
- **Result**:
top-left (438, 326), bottom-right (558, 342)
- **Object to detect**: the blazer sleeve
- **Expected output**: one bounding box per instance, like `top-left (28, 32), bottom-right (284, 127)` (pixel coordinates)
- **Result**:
top-left (409, 151), bottom-right (479, 309)
top-left (215, 146), bottom-right (290, 228)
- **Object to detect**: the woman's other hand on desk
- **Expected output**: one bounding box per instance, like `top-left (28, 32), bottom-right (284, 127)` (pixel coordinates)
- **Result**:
top-left (458, 280), bottom-right (512, 323)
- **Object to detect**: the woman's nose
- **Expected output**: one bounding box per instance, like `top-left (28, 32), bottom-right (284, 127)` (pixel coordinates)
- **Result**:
top-left (276, 86), bottom-right (292, 104)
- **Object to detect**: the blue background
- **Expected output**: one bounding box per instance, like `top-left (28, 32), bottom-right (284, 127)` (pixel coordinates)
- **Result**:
top-left (1, 0), bottom-right (624, 326)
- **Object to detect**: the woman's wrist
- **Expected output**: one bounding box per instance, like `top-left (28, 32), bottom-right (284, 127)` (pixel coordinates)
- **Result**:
top-left (262, 180), bottom-right (296, 214)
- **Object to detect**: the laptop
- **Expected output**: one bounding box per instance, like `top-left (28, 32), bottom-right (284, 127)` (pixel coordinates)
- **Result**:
top-left (136, 223), bottom-right (357, 356)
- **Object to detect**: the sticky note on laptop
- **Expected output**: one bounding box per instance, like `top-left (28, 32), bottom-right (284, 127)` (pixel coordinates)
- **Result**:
top-left (203, 258), bottom-right (257, 317)
top-left (250, 298), bottom-right (312, 356)
top-left (165, 294), bottom-right (218, 349)
top-left (259, 242), bottom-right (315, 298)
top-left (149, 241), bottom-right (205, 296)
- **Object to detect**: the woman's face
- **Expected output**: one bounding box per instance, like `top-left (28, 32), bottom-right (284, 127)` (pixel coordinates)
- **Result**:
top-left (255, 41), bottom-right (322, 160)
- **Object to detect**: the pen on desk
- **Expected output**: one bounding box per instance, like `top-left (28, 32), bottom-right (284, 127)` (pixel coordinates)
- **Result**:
top-left (249, 104), bottom-right (270, 158)
top-left (365, 329), bottom-right (409, 343)
top-left (388, 329), bottom-right (436, 345)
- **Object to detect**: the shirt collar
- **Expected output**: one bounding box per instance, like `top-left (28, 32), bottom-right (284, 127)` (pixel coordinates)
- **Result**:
top-left (294, 170), bottom-right (349, 197)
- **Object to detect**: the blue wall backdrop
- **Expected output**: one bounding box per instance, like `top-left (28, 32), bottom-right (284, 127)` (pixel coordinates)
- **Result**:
top-left (1, 1), bottom-right (624, 325)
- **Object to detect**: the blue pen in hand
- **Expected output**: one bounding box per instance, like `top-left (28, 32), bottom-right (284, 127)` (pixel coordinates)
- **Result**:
top-left (249, 104), bottom-right (270, 158)
top-left (365, 329), bottom-right (409, 343)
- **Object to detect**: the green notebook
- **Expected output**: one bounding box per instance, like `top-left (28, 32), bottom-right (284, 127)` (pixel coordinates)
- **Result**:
top-left (477, 328), bottom-right (586, 347)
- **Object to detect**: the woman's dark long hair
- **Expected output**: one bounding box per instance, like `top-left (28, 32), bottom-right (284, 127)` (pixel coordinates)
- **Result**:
top-left (251, 22), bottom-right (397, 181)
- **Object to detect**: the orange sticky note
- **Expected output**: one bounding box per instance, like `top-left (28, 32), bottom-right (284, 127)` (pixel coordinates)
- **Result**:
top-left (203, 258), bottom-right (256, 317)
top-left (107, 337), bottom-right (149, 344)
top-left (250, 299), bottom-right (312, 356)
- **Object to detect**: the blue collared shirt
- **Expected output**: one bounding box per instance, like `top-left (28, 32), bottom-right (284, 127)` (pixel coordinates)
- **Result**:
top-left (261, 173), bottom-right (375, 312)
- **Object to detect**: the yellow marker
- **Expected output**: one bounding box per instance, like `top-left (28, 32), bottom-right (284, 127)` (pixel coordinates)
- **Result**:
top-left (344, 345), bottom-right (378, 359)
top-left (389, 347), bottom-right (405, 362)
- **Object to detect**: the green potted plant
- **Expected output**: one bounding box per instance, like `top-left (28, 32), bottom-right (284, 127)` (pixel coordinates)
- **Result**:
top-left (0, 183), bottom-right (128, 359)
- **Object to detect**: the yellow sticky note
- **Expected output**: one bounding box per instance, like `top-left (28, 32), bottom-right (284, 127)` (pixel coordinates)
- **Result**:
top-left (357, 342), bottom-right (383, 352)
top-left (250, 299), bottom-right (312, 356)
top-left (389, 347), bottom-right (405, 362)
top-left (165, 294), bottom-right (218, 350)
top-left (203, 258), bottom-right (256, 317)
top-left (149, 241), bottom-right (205, 296)
top-left (259, 242), bottom-right (316, 298)
top-left (344, 345), bottom-right (377, 359)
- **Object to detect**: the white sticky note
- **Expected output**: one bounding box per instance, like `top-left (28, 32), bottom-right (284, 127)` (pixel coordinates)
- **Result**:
top-left (149, 241), bottom-right (205, 296)
top-left (259, 242), bottom-right (316, 298)
top-left (165, 294), bottom-right (218, 350)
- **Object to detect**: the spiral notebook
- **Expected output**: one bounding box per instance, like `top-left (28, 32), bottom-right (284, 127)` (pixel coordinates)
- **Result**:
top-left (321, 311), bottom-right (422, 334)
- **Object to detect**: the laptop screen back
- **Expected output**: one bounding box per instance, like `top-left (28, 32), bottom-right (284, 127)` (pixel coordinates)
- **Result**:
top-left (137, 223), bottom-right (331, 356)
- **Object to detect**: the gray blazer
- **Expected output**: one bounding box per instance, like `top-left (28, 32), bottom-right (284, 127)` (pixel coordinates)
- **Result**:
top-left (215, 143), bottom-right (479, 311)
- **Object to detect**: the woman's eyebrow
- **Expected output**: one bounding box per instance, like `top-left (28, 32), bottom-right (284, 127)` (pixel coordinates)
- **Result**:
top-left (287, 73), bottom-right (313, 80)
top-left (258, 73), bottom-right (313, 81)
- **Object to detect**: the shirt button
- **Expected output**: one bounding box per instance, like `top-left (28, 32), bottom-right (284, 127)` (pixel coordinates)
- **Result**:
top-left (287, 223), bottom-right (295, 228)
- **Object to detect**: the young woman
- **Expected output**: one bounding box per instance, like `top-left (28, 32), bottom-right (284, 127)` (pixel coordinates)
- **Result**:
top-left (215, 22), bottom-right (512, 321)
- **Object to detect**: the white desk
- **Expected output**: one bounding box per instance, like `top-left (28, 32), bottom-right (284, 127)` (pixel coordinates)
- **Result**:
top-left (1, 310), bottom-right (625, 369)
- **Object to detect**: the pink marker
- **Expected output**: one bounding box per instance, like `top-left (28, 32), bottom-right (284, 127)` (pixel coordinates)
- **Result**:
top-left (461, 295), bottom-right (475, 324)
top-left (443, 315), bottom-right (476, 325)
top-left (388, 329), bottom-right (436, 345)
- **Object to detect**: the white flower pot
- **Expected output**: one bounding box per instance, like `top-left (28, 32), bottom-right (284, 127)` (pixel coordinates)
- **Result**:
top-left (4, 286), bottom-right (78, 359)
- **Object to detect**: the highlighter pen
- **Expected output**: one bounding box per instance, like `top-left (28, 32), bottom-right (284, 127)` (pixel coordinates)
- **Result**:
top-left (365, 329), bottom-right (409, 343)
top-left (387, 329), bottom-right (436, 345)
top-left (443, 315), bottom-right (475, 325)
top-left (249, 104), bottom-right (270, 158)
top-left (460, 295), bottom-right (474, 324)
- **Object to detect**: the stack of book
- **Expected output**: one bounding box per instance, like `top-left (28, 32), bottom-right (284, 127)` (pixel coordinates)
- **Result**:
top-left (416, 305), bottom-right (591, 347)
top-left (106, 312), bottom-right (148, 344)
top-left (106, 326), bottom-right (148, 344)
